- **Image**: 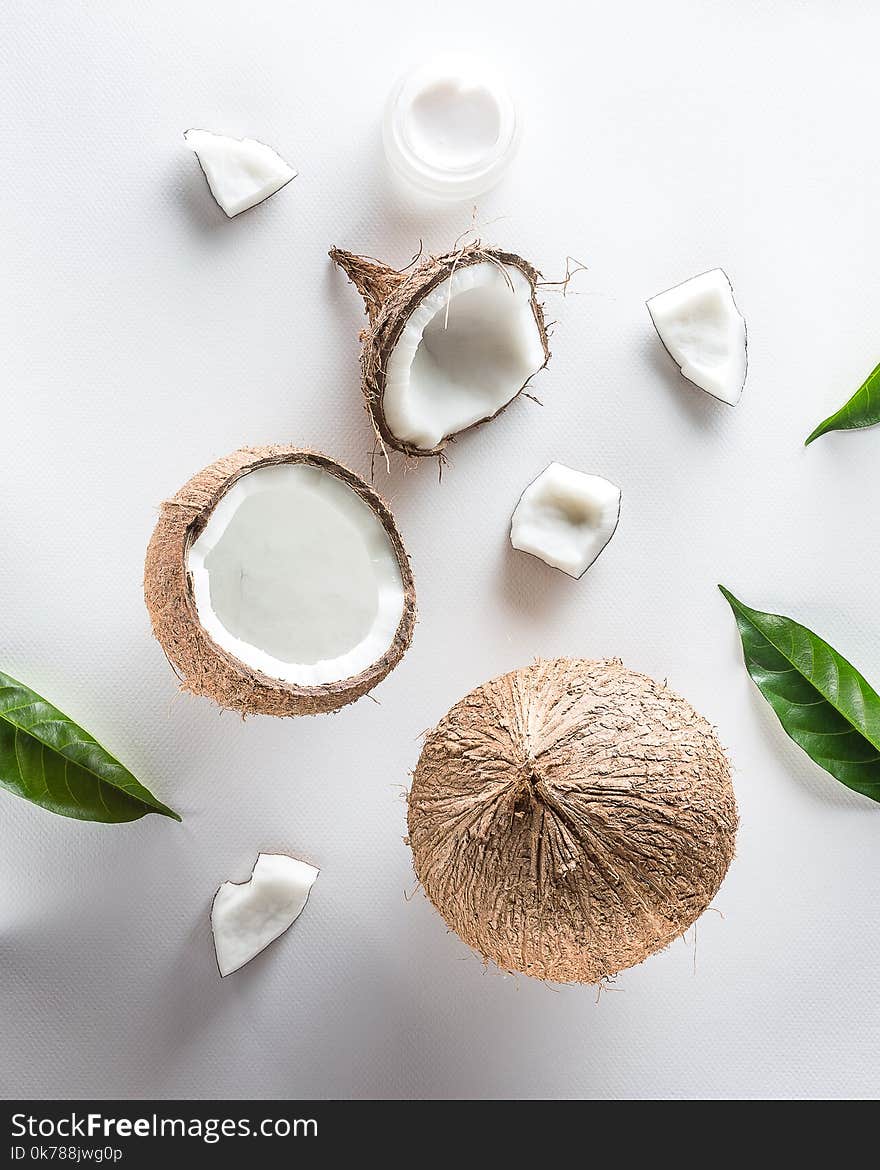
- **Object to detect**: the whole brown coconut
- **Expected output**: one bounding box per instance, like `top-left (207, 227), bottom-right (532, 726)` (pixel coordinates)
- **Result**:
top-left (408, 658), bottom-right (737, 983)
top-left (330, 243), bottom-right (550, 458)
top-left (144, 446), bottom-right (416, 717)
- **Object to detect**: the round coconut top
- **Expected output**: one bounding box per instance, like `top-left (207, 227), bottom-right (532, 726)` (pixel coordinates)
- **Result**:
top-left (144, 446), bottom-right (416, 717)
top-left (408, 658), bottom-right (737, 983)
top-left (330, 242), bottom-right (550, 458)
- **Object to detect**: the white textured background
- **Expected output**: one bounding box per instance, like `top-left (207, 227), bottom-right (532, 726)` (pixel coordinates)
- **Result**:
top-left (2, 0), bottom-right (879, 1101)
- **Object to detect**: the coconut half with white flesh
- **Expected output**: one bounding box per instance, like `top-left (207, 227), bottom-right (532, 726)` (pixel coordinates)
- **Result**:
top-left (184, 129), bottom-right (297, 217)
top-left (144, 447), bottom-right (416, 716)
top-left (510, 462), bottom-right (621, 578)
top-left (330, 243), bottom-right (550, 456)
top-left (212, 853), bottom-right (318, 977)
top-left (647, 268), bottom-right (747, 405)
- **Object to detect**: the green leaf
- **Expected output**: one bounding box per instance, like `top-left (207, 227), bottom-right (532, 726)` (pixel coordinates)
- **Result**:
top-left (0, 670), bottom-right (181, 823)
top-left (805, 359), bottom-right (880, 445)
top-left (719, 586), bottom-right (880, 804)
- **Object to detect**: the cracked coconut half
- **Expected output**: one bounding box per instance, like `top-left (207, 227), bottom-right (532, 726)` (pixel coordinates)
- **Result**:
top-left (408, 658), bottom-right (737, 984)
top-left (144, 447), bottom-right (416, 716)
top-left (331, 243), bottom-right (550, 456)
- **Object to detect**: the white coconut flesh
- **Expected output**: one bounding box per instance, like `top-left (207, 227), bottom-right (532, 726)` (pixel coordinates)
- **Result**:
top-left (184, 129), bottom-right (297, 217)
top-left (187, 464), bottom-right (406, 687)
top-left (212, 853), bottom-right (318, 977)
top-left (510, 462), bottom-right (621, 578)
top-left (647, 268), bottom-right (747, 405)
top-left (383, 261), bottom-right (546, 449)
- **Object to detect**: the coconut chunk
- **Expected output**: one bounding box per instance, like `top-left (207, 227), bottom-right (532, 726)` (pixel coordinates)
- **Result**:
top-left (647, 269), bottom-right (747, 405)
top-left (212, 853), bottom-right (318, 977)
top-left (144, 448), bottom-right (416, 716)
top-left (184, 129), bottom-right (296, 217)
top-left (510, 463), bottom-right (621, 578)
top-left (383, 260), bottom-right (546, 450)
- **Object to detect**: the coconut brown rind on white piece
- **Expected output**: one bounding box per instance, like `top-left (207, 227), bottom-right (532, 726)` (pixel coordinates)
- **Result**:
top-left (330, 242), bottom-right (551, 458)
top-left (407, 658), bottom-right (737, 984)
top-left (144, 446), bottom-right (416, 717)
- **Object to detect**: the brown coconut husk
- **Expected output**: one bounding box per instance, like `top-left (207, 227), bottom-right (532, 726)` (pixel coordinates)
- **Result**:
top-left (407, 658), bottom-right (737, 984)
top-left (144, 446), bottom-right (416, 717)
top-left (330, 242), bottom-right (551, 459)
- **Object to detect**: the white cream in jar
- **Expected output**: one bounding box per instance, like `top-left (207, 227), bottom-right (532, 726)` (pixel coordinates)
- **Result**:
top-left (383, 55), bottom-right (519, 200)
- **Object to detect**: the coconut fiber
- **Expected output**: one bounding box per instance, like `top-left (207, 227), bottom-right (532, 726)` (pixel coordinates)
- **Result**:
top-left (408, 658), bottom-right (737, 982)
